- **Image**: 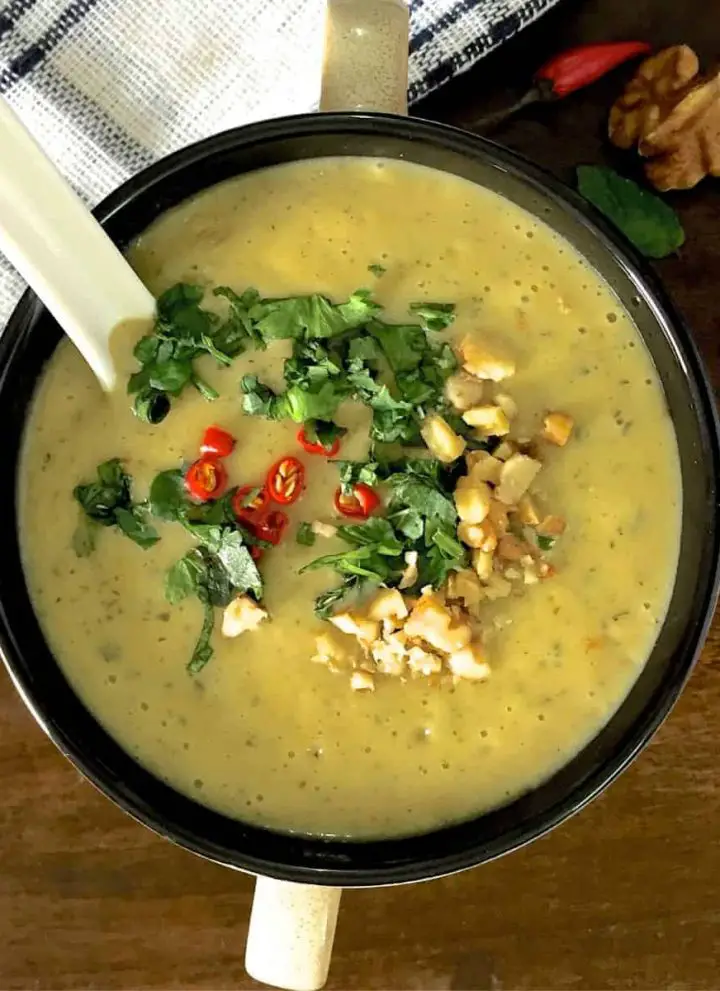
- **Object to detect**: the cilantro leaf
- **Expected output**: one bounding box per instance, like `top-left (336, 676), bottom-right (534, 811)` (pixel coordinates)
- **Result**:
top-left (165, 549), bottom-right (206, 604)
top-left (148, 469), bottom-right (188, 521)
top-left (73, 459), bottom-right (159, 552)
top-left (368, 321), bottom-right (427, 373)
top-left (114, 507), bottom-right (162, 550)
top-left (240, 375), bottom-right (289, 419)
top-left (336, 460), bottom-right (381, 496)
top-left (213, 286), bottom-right (265, 352)
top-left (216, 531), bottom-right (263, 598)
top-left (409, 301), bottom-right (456, 332)
top-left (297, 522), bottom-right (316, 546)
top-left (314, 577), bottom-right (364, 618)
top-left (149, 465), bottom-right (266, 673)
top-left (251, 289), bottom-right (380, 341)
top-left (336, 518), bottom-right (403, 555)
top-left (188, 601), bottom-right (216, 674)
top-left (283, 382), bottom-right (345, 423)
top-left (576, 165), bottom-right (685, 260)
top-left (303, 419), bottom-right (347, 450)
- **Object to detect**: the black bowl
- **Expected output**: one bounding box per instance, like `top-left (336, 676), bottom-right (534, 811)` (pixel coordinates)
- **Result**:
top-left (1, 113), bottom-right (718, 886)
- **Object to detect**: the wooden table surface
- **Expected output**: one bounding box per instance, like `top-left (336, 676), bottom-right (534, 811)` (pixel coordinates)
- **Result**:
top-left (2, 0), bottom-right (719, 988)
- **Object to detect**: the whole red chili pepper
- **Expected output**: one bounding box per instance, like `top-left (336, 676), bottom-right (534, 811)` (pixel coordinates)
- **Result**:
top-left (535, 41), bottom-right (652, 98)
top-left (470, 40), bottom-right (652, 132)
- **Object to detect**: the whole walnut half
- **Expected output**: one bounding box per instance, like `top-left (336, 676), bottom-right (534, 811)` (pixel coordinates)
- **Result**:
top-left (609, 45), bottom-right (720, 191)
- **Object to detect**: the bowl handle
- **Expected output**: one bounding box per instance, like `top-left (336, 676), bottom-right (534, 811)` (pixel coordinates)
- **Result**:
top-left (245, 876), bottom-right (342, 991)
top-left (320, 0), bottom-right (409, 114)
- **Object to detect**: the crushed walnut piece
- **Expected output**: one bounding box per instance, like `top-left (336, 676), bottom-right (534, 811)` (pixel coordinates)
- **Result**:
top-left (609, 44), bottom-right (720, 190)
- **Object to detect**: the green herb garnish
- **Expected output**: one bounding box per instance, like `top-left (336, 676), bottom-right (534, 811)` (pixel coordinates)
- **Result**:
top-left (408, 301), bottom-right (456, 332)
top-left (302, 459), bottom-right (467, 615)
top-left (576, 165), bottom-right (685, 260)
top-left (537, 534), bottom-right (556, 552)
top-left (73, 459), bottom-right (159, 555)
top-left (149, 469), bottom-right (264, 672)
top-left (368, 263), bottom-right (386, 277)
top-left (128, 285), bottom-right (381, 423)
top-left (296, 522), bottom-right (317, 547)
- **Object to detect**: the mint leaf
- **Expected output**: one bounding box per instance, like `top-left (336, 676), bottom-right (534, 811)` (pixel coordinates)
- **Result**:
top-left (576, 165), bottom-right (684, 260)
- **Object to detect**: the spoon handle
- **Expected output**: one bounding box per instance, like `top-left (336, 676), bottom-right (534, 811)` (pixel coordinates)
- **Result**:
top-left (0, 98), bottom-right (155, 391)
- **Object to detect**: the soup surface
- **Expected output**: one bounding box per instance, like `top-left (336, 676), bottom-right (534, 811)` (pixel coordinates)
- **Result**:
top-left (19, 158), bottom-right (681, 838)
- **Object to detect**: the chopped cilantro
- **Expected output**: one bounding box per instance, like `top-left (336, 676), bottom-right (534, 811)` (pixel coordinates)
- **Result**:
top-left (296, 522), bottom-right (317, 547)
top-left (148, 467), bottom-right (265, 672)
top-left (73, 459), bottom-right (159, 554)
top-left (408, 301), bottom-right (456, 332)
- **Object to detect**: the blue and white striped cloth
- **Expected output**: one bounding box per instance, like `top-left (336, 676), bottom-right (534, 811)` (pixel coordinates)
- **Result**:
top-left (0, 0), bottom-right (557, 324)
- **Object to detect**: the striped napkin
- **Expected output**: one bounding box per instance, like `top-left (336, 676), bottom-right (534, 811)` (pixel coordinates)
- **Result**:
top-left (0, 0), bottom-right (558, 325)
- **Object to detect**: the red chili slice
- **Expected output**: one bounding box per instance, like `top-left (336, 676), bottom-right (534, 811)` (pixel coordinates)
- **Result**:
top-left (200, 425), bottom-right (236, 458)
top-left (232, 484), bottom-right (271, 524)
top-left (333, 483), bottom-right (380, 519)
top-left (185, 457), bottom-right (228, 502)
top-left (250, 545), bottom-right (264, 562)
top-left (254, 510), bottom-right (290, 546)
top-left (267, 456), bottom-right (305, 505)
top-left (297, 427), bottom-right (341, 458)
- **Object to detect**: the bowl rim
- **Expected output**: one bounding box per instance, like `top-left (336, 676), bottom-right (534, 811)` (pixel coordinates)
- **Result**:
top-left (2, 110), bottom-right (719, 887)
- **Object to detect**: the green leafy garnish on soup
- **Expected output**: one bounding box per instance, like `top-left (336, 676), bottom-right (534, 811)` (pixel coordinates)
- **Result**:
top-left (148, 469), bottom-right (265, 672)
top-left (73, 459), bottom-right (159, 554)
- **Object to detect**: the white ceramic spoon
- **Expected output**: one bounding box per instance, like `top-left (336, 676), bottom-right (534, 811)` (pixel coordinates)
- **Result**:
top-left (0, 98), bottom-right (155, 391)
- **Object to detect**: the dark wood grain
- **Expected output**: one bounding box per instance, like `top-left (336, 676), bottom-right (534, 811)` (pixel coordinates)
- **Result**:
top-left (2, 0), bottom-right (719, 988)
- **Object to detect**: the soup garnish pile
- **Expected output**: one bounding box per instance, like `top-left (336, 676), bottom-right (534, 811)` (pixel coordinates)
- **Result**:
top-left (19, 158), bottom-right (681, 837)
top-left (72, 279), bottom-right (571, 686)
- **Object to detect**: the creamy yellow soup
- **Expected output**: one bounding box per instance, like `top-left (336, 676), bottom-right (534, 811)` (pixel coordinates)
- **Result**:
top-left (18, 158), bottom-right (681, 838)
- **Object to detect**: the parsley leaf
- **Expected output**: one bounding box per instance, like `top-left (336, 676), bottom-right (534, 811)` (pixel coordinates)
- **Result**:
top-left (73, 459), bottom-right (159, 553)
